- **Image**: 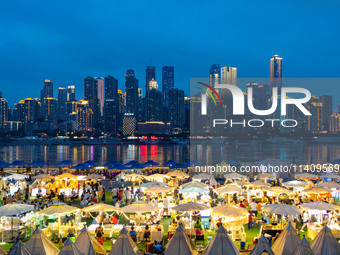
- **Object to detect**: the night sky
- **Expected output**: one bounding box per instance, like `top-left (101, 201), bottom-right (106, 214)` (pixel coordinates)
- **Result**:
top-left (1, 0), bottom-right (339, 107)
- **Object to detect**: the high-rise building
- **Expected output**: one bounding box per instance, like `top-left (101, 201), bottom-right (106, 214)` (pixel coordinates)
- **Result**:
top-left (319, 95), bottom-right (332, 131)
top-left (145, 88), bottom-right (162, 121)
top-left (246, 83), bottom-right (270, 111)
top-left (58, 87), bottom-right (67, 121)
top-left (22, 98), bottom-right (41, 124)
top-left (306, 96), bottom-right (322, 133)
top-left (104, 99), bottom-right (117, 134)
top-left (122, 113), bottom-right (136, 136)
top-left (77, 100), bottom-right (93, 131)
top-left (220, 66), bottom-right (237, 85)
top-left (162, 66), bottom-right (174, 107)
top-left (169, 89), bottom-right (185, 128)
top-left (270, 55), bottom-right (282, 94)
top-left (148, 79), bottom-right (158, 90)
top-left (209, 64), bottom-right (220, 87)
top-left (0, 94), bottom-right (8, 129)
top-left (43, 98), bottom-right (58, 130)
top-left (95, 77), bottom-right (104, 117)
top-left (125, 70), bottom-right (139, 116)
top-left (105, 75), bottom-right (118, 101)
top-left (67, 85), bottom-right (76, 102)
top-left (41, 79), bottom-right (54, 101)
top-left (84, 76), bottom-right (99, 124)
top-left (145, 66), bottom-right (156, 93)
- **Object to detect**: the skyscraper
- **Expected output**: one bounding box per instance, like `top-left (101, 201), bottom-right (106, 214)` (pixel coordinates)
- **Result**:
top-left (104, 75), bottom-right (118, 101)
top-left (145, 66), bottom-right (156, 93)
top-left (220, 66), bottom-right (237, 85)
top-left (270, 55), bottom-right (282, 94)
top-left (125, 70), bottom-right (139, 117)
top-left (95, 77), bottom-right (104, 117)
top-left (319, 95), bottom-right (333, 131)
top-left (67, 85), bottom-right (76, 102)
top-left (41, 79), bottom-right (54, 101)
top-left (169, 88), bottom-right (185, 128)
top-left (84, 76), bottom-right (99, 124)
top-left (146, 87), bottom-right (162, 121)
top-left (58, 87), bottom-right (67, 121)
top-left (43, 98), bottom-right (58, 130)
top-left (209, 64), bottom-right (220, 87)
top-left (77, 100), bottom-right (93, 131)
top-left (162, 66), bottom-right (174, 107)
top-left (0, 94), bottom-right (8, 129)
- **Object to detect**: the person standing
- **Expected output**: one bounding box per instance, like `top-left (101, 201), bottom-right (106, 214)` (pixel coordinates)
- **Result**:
top-left (248, 210), bottom-right (253, 230)
top-left (163, 196), bottom-right (169, 216)
top-left (126, 188), bottom-right (132, 205)
top-left (95, 222), bottom-right (104, 245)
top-left (101, 187), bottom-right (106, 202)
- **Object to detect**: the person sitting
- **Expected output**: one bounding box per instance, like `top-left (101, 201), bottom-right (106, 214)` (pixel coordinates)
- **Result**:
top-left (129, 226), bottom-right (137, 242)
top-left (36, 190), bottom-right (43, 199)
top-left (143, 224), bottom-right (151, 241)
top-left (194, 217), bottom-right (203, 235)
top-left (68, 222), bottom-right (76, 242)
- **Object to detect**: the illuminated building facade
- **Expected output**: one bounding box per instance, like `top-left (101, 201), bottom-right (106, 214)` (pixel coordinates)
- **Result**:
top-left (77, 100), bottom-right (93, 131)
top-left (122, 113), bottom-right (136, 136)
top-left (270, 55), bottom-right (282, 94)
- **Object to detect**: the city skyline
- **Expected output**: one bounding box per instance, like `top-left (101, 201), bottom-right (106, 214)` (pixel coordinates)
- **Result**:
top-left (1, 1), bottom-right (340, 106)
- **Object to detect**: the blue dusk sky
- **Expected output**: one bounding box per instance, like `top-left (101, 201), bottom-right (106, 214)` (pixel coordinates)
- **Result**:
top-left (0, 0), bottom-right (339, 107)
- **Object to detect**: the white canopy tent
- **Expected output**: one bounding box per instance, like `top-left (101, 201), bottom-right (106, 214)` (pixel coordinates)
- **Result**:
top-left (310, 226), bottom-right (340, 254)
top-left (108, 227), bottom-right (141, 255)
top-left (271, 222), bottom-right (300, 255)
top-left (23, 227), bottom-right (59, 255)
top-left (164, 226), bottom-right (197, 255)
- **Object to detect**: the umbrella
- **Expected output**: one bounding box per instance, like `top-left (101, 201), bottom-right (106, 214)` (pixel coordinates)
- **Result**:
top-left (39, 204), bottom-right (79, 215)
top-left (30, 160), bottom-right (47, 167)
top-left (320, 173), bottom-right (340, 179)
top-left (224, 173), bottom-right (247, 179)
top-left (315, 181), bottom-right (340, 189)
top-left (329, 158), bottom-right (340, 164)
top-left (262, 203), bottom-right (302, 216)
top-left (180, 187), bottom-right (208, 194)
top-left (172, 202), bottom-right (210, 237)
top-left (0, 161), bottom-right (10, 168)
top-left (57, 160), bottom-right (75, 166)
top-left (33, 174), bottom-right (51, 180)
top-left (254, 173), bottom-right (275, 179)
top-left (123, 173), bottom-right (144, 180)
top-left (82, 203), bottom-right (121, 213)
top-left (191, 173), bottom-right (213, 180)
top-left (71, 163), bottom-right (92, 170)
top-left (103, 160), bottom-right (122, 167)
top-left (250, 180), bottom-right (271, 187)
top-left (111, 181), bottom-right (133, 188)
top-left (145, 174), bottom-right (170, 181)
top-left (172, 202), bottom-right (210, 212)
top-left (185, 160), bottom-right (202, 166)
top-left (300, 201), bottom-right (340, 211)
top-left (121, 201), bottom-right (158, 214)
top-left (124, 160), bottom-right (139, 165)
top-left (166, 170), bottom-right (189, 178)
top-left (169, 163), bottom-right (187, 169)
top-left (282, 180), bottom-right (309, 188)
top-left (56, 173), bottom-right (76, 179)
top-left (182, 181), bottom-right (209, 189)
top-left (295, 173), bottom-right (318, 179)
top-left (139, 181), bottom-right (167, 189)
top-left (82, 160), bottom-right (99, 166)
top-left (264, 187), bottom-right (294, 195)
top-left (226, 180), bottom-right (250, 186)
top-left (10, 161), bottom-right (29, 166)
top-left (125, 163), bottom-right (145, 169)
top-left (5, 174), bottom-right (28, 180)
top-left (214, 186), bottom-right (243, 195)
top-left (225, 159), bottom-right (241, 166)
top-left (211, 204), bottom-right (248, 218)
top-left (163, 160), bottom-right (178, 166)
top-left (85, 173), bottom-right (104, 180)
top-left (0, 203), bottom-right (34, 217)
top-left (302, 187), bottom-right (331, 194)
top-left (142, 160), bottom-right (160, 166)
top-left (145, 186), bottom-right (172, 194)
top-left (108, 165), bottom-right (128, 170)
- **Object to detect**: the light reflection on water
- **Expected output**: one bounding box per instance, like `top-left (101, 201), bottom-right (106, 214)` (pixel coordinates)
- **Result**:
top-left (0, 143), bottom-right (339, 165)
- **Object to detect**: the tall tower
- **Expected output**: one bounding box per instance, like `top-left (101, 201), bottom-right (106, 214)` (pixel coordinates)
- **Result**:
top-left (58, 87), bottom-right (67, 121)
top-left (67, 85), bottom-right (76, 102)
top-left (41, 79), bottom-right (54, 101)
top-left (270, 55), bottom-right (283, 94)
top-left (220, 66), bottom-right (237, 85)
top-left (145, 66), bottom-right (156, 93)
top-left (95, 77), bottom-right (104, 117)
top-left (125, 70), bottom-right (139, 117)
top-left (209, 64), bottom-right (220, 87)
top-left (162, 66), bottom-right (174, 107)
top-left (84, 76), bottom-right (99, 125)
top-left (104, 75), bottom-right (118, 101)
top-left (0, 93), bottom-right (8, 129)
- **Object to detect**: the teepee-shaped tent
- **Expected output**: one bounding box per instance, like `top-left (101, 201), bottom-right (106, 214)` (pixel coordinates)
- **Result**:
top-left (74, 226), bottom-right (106, 255)
top-left (249, 235), bottom-right (275, 255)
top-left (24, 227), bottom-right (59, 255)
top-left (164, 226), bottom-right (197, 255)
top-left (290, 237), bottom-right (315, 255)
top-left (8, 239), bottom-right (32, 255)
top-left (310, 226), bottom-right (340, 255)
top-left (108, 227), bottom-right (141, 255)
top-left (59, 238), bottom-right (80, 255)
top-left (0, 246), bottom-right (7, 255)
top-left (203, 225), bottom-right (239, 255)
top-left (272, 222), bottom-right (300, 255)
